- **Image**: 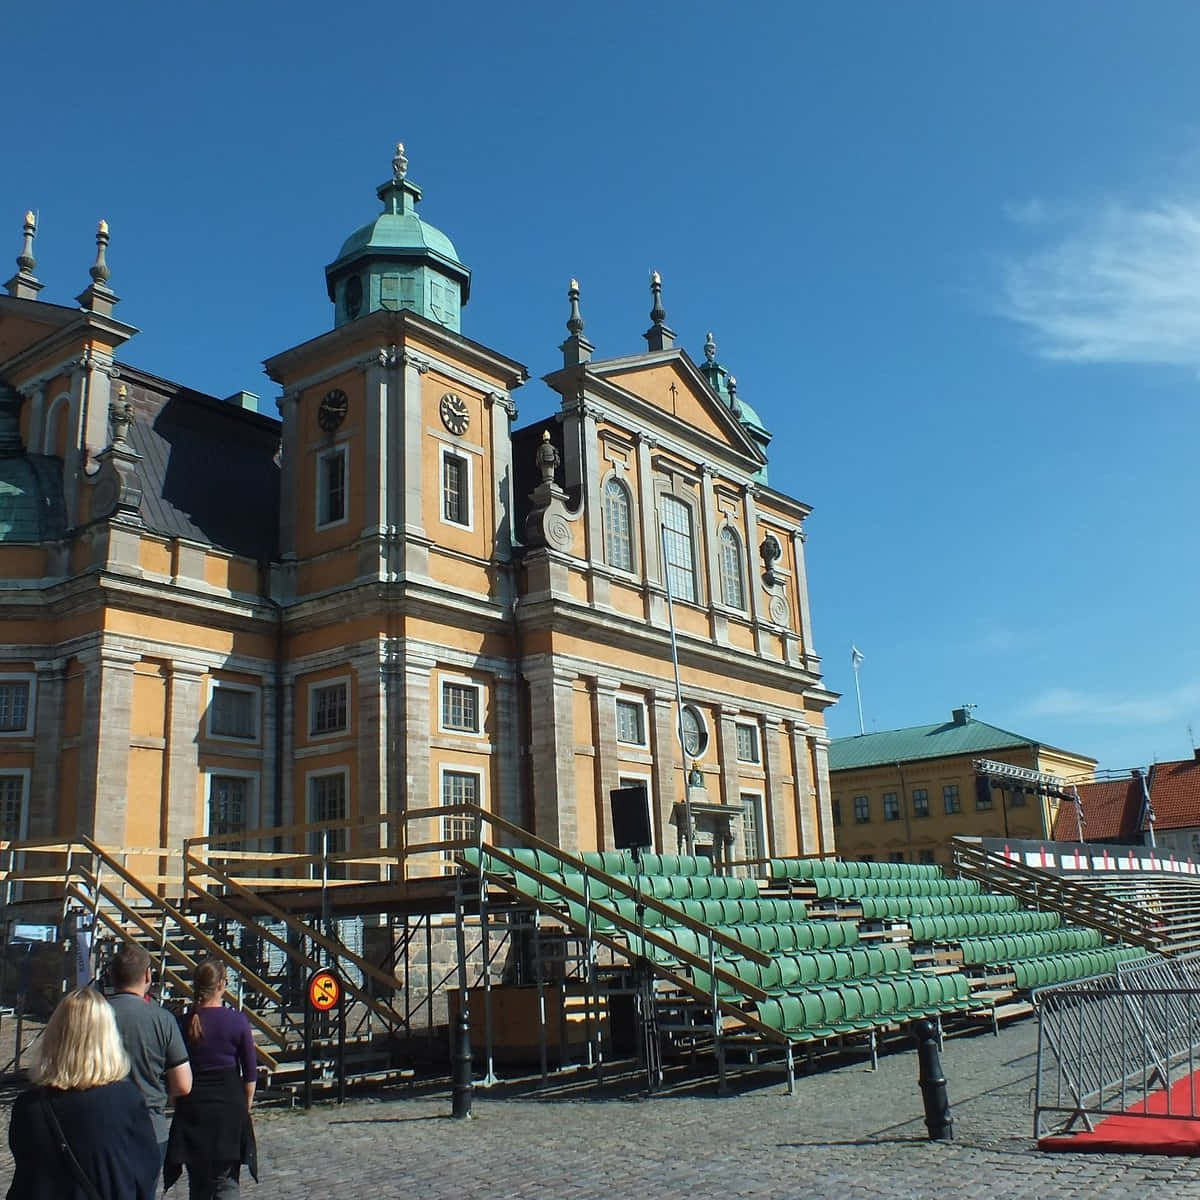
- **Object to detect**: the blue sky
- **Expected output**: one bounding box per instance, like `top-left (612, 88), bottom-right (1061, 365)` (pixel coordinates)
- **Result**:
top-left (7, 3), bottom-right (1199, 771)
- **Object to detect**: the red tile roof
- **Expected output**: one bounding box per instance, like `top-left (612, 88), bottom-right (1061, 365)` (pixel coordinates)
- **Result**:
top-left (1146, 756), bottom-right (1200, 832)
top-left (1054, 778), bottom-right (1142, 841)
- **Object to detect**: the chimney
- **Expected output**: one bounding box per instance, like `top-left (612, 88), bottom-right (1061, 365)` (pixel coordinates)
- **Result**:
top-left (1193, 747), bottom-right (1200, 762)
top-left (951, 707), bottom-right (970, 726)
top-left (223, 391), bottom-right (259, 411)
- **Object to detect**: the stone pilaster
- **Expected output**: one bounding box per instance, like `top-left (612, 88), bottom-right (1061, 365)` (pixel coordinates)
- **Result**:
top-left (743, 485), bottom-right (767, 655)
top-left (716, 706), bottom-right (740, 809)
top-left (699, 464), bottom-right (719, 615)
top-left (164, 661), bottom-right (206, 850)
top-left (487, 390), bottom-right (516, 561)
top-left (402, 354), bottom-right (426, 537)
top-left (276, 391), bottom-right (301, 561)
top-left (636, 433), bottom-right (659, 585)
top-left (787, 718), bottom-right (818, 856)
top-left (21, 384), bottom-right (46, 454)
top-left (76, 647), bottom-right (139, 846)
top-left (278, 673), bottom-right (296, 828)
top-left (813, 737), bottom-right (835, 854)
top-left (648, 691), bottom-right (678, 852)
top-left (524, 662), bottom-right (577, 849)
top-left (29, 659), bottom-right (65, 839)
top-left (760, 714), bottom-right (786, 857)
top-left (493, 669), bottom-right (522, 834)
top-left (403, 651), bottom-right (435, 851)
top-left (362, 358), bottom-right (391, 539)
top-left (354, 644), bottom-right (387, 855)
top-left (792, 527), bottom-right (819, 670)
top-left (590, 677), bottom-right (621, 849)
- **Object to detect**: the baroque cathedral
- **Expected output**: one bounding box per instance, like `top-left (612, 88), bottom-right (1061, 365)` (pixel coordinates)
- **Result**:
top-left (0, 144), bottom-right (836, 870)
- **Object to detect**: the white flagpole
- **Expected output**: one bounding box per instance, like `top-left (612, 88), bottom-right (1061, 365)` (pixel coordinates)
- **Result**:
top-left (851, 645), bottom-right (865, 736)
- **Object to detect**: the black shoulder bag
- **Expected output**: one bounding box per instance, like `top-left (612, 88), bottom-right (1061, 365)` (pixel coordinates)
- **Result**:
top-left (38, 1090), bottom-right (105, 1200)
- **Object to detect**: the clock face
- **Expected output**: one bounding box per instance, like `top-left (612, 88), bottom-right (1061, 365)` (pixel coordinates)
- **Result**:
top-left (318, 389), bottom-right (349, 433)
top-left (439, 392), bottom-right (470, 436)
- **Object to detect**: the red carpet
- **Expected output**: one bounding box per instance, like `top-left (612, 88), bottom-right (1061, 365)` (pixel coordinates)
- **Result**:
top-left (1040, 1069), bottom-right (1200, 1155)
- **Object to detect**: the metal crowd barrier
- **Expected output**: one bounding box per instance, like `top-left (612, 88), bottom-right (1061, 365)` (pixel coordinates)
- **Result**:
top-left (1032, 953), bottom-right (1200, 1138)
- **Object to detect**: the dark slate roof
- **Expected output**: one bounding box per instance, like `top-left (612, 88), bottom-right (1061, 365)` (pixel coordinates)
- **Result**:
top-left (0, 453), bottom-right (66, 543)
top-left (829, 716), bottom-right (1036, 770)
top-left (123, 371), bottom-right (280, 562)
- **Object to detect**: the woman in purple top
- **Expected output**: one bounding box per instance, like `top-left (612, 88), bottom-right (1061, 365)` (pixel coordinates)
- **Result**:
top-left (165, 959), bottom-right (259, 1198)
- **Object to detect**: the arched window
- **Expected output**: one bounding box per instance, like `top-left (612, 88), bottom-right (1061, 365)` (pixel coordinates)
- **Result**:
top-left (660, 495), bottom-right (697, 602)
top-left (720, 527), bottom-right (745, 609)
top-left (602, 478), bottom-right (633, 571)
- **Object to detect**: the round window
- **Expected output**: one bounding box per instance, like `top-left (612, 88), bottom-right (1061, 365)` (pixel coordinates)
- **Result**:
top-left (680, 705), bottom-right (708, 757)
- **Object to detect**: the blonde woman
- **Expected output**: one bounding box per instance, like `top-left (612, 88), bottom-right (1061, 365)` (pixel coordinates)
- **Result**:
top-left (165, 958), bottom-right (258, 1198)
top-left (7, 986), bottom-right (160, 1199)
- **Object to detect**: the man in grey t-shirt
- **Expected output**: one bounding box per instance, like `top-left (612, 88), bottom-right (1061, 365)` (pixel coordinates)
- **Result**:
top-left (109, 942), bottom-right (192, 1162)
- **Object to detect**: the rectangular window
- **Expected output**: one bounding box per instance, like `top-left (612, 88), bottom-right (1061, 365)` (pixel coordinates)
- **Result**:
top-left (308, 770), bottom-right (347, 874)
top-left (735, 723), bottom-right (760, 763)
top-left (918, 849), bottom-right (935, 865)
top-left (882, 792), bottom-right (899, 822)
top-left (976, 786), bottom-right (993, 811)
top-left (442, 450), bottom-right (470, 527)
top-left (615, 699), bottom-right (646, 746)
top-left (209, 685), bottom-right (256, 740)
top-left (0, 681), bottom-right (31, 734)
top-left (740, 793), bottom-right (764, 861)
top-left (854, 795), bottom-right (870, 823)
top-left (317, 447), bottom-right (347, 527)
top-left (660, 495), bottom-right (697, 603)
top-left (208, 775), bottom-right (250, 849)
top-left (888, 851), bottom-right (905, 863)
top-left (0, 774), bottom-right (26, 839)
top-left (832, 799), bottom-right (842, 827)
top-left (310, 680), bottom-right (349, 736)
top-left (943, 784), bottom-right (961, 815)
top-left (441, 681), bottom-right (480, 733)
top-left (912, 789), bottom-right (929, 818)
top-left (441, 770), bottom-right (480, 870)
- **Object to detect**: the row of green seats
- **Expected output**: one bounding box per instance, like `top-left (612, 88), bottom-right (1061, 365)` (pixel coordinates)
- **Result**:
top-left (561, 894), bottom-right (807, 931)
top-left (857, 892), bottom-right (1021, 920)
top-left (907, 909), bottom-right (1062, 941)
top-left (713, 920), bottom-right (860, 954)
top-left (769, 857), bottom-right (945, 883)
top-left (807, 875), bottom-right (981, 901)
top-left (1011, 945), bottom-right (1143, 990)
top-left (551, 873), bottom-right (759, 902)
top-left (718, 945), bottom-right (916, 995)
top-left (576, 850), bottom-right (716, 877)
top-left (957, 927), bottom-right (1103, 966)
top-left (755, 972), bottom-right (973, 1038)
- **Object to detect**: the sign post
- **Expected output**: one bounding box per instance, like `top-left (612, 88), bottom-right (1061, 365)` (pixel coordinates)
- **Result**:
top-left (305, 967), bottom-right (345, 1109)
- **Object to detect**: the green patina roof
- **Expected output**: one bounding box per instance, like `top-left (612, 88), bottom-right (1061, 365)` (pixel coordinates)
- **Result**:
top-left (829, 717), bottom-right (1035, 771)
top-left (335, 206), bottom-right (461, 267)
top-left (0, 454), bottom-right (66, 543)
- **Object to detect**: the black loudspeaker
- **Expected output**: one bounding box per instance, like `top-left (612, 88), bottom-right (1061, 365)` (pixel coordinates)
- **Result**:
top-left (974, 775), bottom-right (992, 808)
top-left (610, 786), bottom-right (652, 852)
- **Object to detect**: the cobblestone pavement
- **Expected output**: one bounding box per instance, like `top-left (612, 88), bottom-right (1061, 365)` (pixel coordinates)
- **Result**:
top-left (2, 1020), bottom-right (1199, 1198)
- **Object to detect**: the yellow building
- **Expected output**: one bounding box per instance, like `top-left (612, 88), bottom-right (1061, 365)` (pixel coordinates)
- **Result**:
top-left (829, 708), bottom-right (1095, 866)
top-left (0, 146), bottom-right (837, 870)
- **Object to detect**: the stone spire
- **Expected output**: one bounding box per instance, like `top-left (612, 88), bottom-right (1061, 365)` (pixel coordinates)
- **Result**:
top-left (5, 211), bottom-right (43, 300)
top-left (699, 329), bottom-right (732, 403)
top-left (560, 277), bottom-right (594, 367)
top-left (643, 270), bottom-right (676, 351)
top-left (76, 220), bottom-right (119, 316)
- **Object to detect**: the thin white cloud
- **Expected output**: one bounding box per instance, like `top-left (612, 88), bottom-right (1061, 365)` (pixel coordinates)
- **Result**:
top-left (1027, 684), bottom-right (1200, 726)
top-left (1000, 199), bottom-right (1200, 366)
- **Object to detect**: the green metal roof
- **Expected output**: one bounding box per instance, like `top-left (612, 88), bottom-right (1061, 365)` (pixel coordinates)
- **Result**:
top-left (829, 717), bottom-right (1035, 771)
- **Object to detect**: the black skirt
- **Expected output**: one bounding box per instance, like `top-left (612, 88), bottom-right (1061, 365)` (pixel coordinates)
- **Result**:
top-left (164, 1069), bottom-right (258, 1190)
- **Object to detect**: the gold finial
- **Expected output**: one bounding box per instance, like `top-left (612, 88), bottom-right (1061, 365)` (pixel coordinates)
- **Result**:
top-left (541, 429), bottom-right (550, 442)
top-left (98, 219), bottom-right (109, 236)
top-left (651, 269), bottom-right (661, 285)
top-left (118, 384), bottom-right (127, 400)
top-left (24, 211), bottom-right (35, 228)
top-left (569, 277), bottom-right (579, 291)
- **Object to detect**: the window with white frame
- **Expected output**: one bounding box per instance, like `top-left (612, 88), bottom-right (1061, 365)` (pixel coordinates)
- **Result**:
top-left (735, 722), bottom-right (759, 763)
top-left (0, 773), bottom-right (27, 839)
top-left (308, 770), bottom-right (348, 873)
top-left (660, 495), bottom-right (697, 603)
top-left (442, 448), bottom-right (470, 527)
top-left (615, 698), bottom-right (647, 746)
top-left (208, 683), bottom-right (257, 740)
top-left (740, 793), bottom-right (764, 861)
top-left (317, 446), bottom-right (348, 527)
top-left (310, 679), bottom-right (349, 737)
top-left (680, 704), bottom-right (708, 757)
top-left (603, 478), bottom-right (634, 571)
top-left (441, 769), bottom-right (480, 870)
top-left (0, 678), bottom-right (32, 735)
top-left (441, 680), bottom-right (480, 734)
top-left (719, 527), bottom-right (746, 610)
top-left (208, 774), bottom-right (253, 848)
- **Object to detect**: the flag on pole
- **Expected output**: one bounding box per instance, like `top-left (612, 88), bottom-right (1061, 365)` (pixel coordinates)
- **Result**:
top-left (851, 645), bottom-right (864, 669)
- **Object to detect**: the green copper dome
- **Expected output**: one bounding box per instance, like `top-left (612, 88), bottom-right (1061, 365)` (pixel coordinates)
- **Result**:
top-left (325, 144), bottom-right (471, 333)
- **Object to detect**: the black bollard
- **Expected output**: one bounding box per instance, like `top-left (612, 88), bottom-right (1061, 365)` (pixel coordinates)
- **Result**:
top-left (913, 1019), bottom-right (953, 1140)
top-left (451, 1005), bottom-right (474, 1119)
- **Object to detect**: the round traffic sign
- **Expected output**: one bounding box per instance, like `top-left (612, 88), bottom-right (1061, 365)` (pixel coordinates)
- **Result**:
top-left (308, 969), bottom-right (341, 1012)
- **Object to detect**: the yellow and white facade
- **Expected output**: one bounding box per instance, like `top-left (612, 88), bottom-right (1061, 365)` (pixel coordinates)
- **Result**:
top-left (0, 149), bottom-right (837, 871)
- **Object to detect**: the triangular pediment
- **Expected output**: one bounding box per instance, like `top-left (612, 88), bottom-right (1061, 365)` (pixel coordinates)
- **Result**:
top-left (589, 351), bottom-right (763, 464)
top-left (0, 297), bottom-right (80, 367)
